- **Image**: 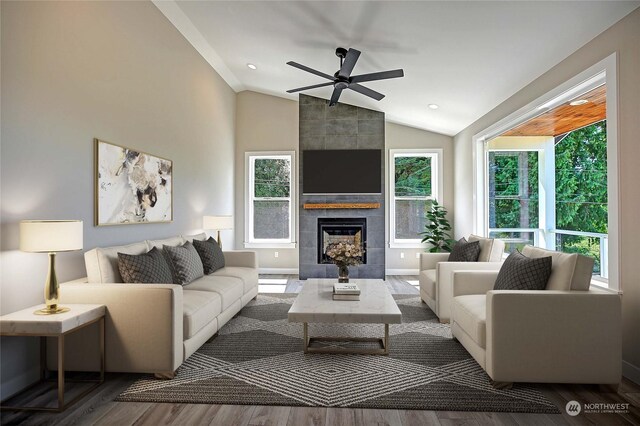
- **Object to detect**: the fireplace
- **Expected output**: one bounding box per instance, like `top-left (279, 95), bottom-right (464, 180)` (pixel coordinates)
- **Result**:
top-left (317, 218), bottom-right (367, 264)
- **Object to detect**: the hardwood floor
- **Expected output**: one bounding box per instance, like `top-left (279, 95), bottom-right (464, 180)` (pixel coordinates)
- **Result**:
top-left (2, 276), bottom-right (638, 426)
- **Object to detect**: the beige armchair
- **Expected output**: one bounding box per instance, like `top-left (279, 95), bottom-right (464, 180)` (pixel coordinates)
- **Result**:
top-left (450, 246), bottom-right (621, 386)
top-left (419, 235), bottom-right (504, 322)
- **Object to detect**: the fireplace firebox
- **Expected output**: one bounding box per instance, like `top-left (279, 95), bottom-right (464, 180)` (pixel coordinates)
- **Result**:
top-left (317, 218), bottom-right (367, 264)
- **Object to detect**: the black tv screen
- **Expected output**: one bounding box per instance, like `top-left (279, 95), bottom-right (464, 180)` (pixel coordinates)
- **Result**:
top-left (303, 150), bottom-right (382, 194)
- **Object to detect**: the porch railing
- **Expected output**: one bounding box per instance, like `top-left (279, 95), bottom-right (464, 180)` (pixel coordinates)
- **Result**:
top-left (488, 227), bottom-right (608, 279)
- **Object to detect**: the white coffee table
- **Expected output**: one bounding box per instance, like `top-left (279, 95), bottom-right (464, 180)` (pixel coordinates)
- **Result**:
top-left (288, 279), bottom-right (402, 355)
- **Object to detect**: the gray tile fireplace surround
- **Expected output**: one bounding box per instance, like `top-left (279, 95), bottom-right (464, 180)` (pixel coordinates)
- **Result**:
top-left (298, 94), bottom-right (385, 280)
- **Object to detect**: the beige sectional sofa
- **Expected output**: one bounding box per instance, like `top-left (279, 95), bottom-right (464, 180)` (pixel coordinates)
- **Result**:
top-left (450, 245), bottom-right (622, 385)
top-left (419, 235), bottom-right (505, 322)
top-left (59, 233), bottom-right (258, 377)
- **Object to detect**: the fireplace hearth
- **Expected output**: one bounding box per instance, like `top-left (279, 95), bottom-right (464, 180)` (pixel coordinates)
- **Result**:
top-left (317, 218), bottom-right (367, 264)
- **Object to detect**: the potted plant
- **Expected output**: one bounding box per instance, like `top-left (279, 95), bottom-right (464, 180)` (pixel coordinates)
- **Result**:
top-left (419, 200), bottom-right (455, 253)
top-left (325, 242), bottom-right (365, 282)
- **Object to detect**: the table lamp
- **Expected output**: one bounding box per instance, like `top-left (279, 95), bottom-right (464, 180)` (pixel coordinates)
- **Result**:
top-left (20, 220), bottom-right (83, 315)
top-left (203, 215), bottom-right (233, 249)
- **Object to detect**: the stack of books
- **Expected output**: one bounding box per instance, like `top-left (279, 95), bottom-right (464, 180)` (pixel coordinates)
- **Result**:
top-left (333, 283), bottom-right (361, 301)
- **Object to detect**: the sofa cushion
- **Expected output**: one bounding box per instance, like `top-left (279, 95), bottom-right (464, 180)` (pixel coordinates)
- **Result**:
top-left (448, 238), bottom-right (481, 262)
top-left (452, 295), bottom-right (487, 349)
top-left (193, 237), bottom-right (226, 274)
top-left (184, 275), bottom-right (244, 310)
top-left (182, 290), bottom-right (222, 339)
top-left (522, 245), bottom-right (595, 291)
top-left (469, 235), bottom-right (504, 262)
top-left (117, 247), bottom-right (173, 284)
top-left (146, 236), bottom-right (184, 250)
top-left (163, 242), bottom-right (204, 285)
top-left (182, 233), bottom-right (207, 243)
top-left (493, 251), bottom-right (552, 291)
top-left (212, 266), bottom-right (258, 293)
top-left (419, 269), bottom-right (437, 299)
top-left (85, 241), bottom-right (148, 283)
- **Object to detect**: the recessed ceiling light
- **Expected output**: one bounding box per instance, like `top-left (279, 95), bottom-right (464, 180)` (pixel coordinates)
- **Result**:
top-left (569, 99), bottom-right (589, 106)
top-left (247, 63), bottom-right (257, 70)
top-left (428, 104), bottom-right (439, 110)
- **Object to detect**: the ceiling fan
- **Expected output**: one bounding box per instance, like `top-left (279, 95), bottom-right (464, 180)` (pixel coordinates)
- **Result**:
top-left (286, 47), bottom-right (404, 106)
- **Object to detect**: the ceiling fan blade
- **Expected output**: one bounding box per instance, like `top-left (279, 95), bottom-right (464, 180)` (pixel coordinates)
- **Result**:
top-left (329, 87), bottom-right (343, 106)
top-left (338, 48), bottom-right (361, 78)
top-left (287, 82), bottom-right (334, 93)
top-left (350, 69), bottom-right (404, 84)
top-left (287, 61), bottom-right (334, 81)
top-left (349, 83), bottom-right (385, 101)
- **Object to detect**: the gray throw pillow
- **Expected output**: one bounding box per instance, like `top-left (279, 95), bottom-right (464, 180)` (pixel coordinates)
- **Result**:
top-left (493, 250), bottom-right (552, 291)
top-left (448, 238), bottom-right (481, 262)
top-left (163, 241), bottom-right (204, 285)
top-left (117, 247), bottom-right (173, 284)
top-left (193, 237), bottom-right (225, 274)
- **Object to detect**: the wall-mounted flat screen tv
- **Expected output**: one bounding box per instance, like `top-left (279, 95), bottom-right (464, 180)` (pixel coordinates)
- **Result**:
top-left (303, 149), bottom-right (382, 194)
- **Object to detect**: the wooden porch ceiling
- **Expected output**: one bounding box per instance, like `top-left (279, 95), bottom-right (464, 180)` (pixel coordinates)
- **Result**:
top-left (502, 85), bottom-right (606, 137)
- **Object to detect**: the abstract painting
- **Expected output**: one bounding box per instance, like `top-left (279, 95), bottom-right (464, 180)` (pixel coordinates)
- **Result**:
top-left (95, 139), bottom-right (172, 226)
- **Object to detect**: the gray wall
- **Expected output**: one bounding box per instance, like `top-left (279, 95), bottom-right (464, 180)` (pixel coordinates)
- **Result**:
top-left (235, 91), bottom-right (299, 270)
top-left (453, 8), bottom-right (640, 382)
top-left (385, 123), bottom-right (454, 272)
top-left (298, 95), bottom-right (385, 279)
top-left (0, 1), bottom-right (236, 398)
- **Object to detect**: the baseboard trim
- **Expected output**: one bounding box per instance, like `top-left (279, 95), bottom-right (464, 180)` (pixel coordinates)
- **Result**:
top-left (386, 268), bottom-right (420, 276)
top-left (0, 365), bottom-right (39, 401)
top-left (259, 268), bottom-right (299, 275)
top-left (623, 360), bottom-right (640, 385)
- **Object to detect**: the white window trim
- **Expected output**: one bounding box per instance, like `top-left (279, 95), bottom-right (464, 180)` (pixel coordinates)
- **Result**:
top-left (244, 151), bottom-right (296, 249)
top-left (389, 148), bottom-right (444, 249)
top-left (471, 53), bottom-right (619, 291)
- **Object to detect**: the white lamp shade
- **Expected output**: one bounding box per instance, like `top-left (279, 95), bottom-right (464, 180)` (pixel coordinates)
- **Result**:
top-left (203, 215), bottom-right (233, 230)
top-left (20, 220), bottom-right (83, 252)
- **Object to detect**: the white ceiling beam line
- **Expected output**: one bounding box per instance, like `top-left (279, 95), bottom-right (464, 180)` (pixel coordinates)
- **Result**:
top-left (152, 0), bottom-right (243, 92)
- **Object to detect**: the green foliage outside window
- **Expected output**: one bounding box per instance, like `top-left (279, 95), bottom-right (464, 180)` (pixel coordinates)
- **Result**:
top-left (555, 121), bottom-right (607, 273)
top-left (395, 156), bottom-right (432, 197)
top-left (254, 159), bottom-right (290, 198)
top-left (489, 152), bottom-right (539, 229)
top-left (555, 121), bottom-right (607, 233)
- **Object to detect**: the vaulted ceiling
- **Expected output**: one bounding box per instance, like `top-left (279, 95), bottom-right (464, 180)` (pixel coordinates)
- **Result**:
top-left (155, 1), bottom-right (639, 136)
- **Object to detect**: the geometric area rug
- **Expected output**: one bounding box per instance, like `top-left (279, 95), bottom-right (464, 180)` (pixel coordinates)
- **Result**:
top-left (116, 294), bottom-right (560, 414)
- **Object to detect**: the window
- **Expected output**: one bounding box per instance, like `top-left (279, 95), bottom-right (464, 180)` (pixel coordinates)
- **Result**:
top-left (473, 55), bottom-right (619, 290)
top-left (486, 125), bottom-right (609, 278)
top-left (488, 150), bottom-right (540, 253)
top-left (245, 152), bottom-right (295, 248)
top-left (389, 149), bottom-right (443, 247)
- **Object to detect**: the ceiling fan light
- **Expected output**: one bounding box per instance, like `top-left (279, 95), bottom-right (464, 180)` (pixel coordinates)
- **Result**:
top-left (247, 63), bottom-right (257, 70)
top-left (428, 104), bottom-right (439, 110)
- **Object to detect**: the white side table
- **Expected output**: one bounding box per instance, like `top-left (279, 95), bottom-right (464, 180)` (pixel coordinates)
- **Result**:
top-left (0, 304), bottom-right (105, 412)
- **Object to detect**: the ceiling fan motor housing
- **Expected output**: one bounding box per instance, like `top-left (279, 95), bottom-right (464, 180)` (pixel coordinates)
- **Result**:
top-left (335, 80), bottom-right (349, 90)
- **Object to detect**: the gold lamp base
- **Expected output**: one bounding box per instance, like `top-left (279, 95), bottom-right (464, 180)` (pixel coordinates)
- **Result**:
top-left (34, 305), bottom-right (70, 315)
top-left (33, 252), bottom-right (71, 315)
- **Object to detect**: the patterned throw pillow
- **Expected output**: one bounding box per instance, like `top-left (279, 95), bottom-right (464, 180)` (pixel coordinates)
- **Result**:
top-left (117, 247), bottom-right (173, 284)
top-left (493, 250), bottom-right (552, 291)
top-left (163, 241), bottom-right (204, 285)
top-left (192, 237), bottom-right (225, 274)
top-left (448, 238), bottom-right (481, 262)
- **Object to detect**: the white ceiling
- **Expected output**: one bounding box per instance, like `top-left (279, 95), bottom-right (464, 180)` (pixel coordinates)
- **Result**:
top-left (156, 1), bottom-right (639, 136)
